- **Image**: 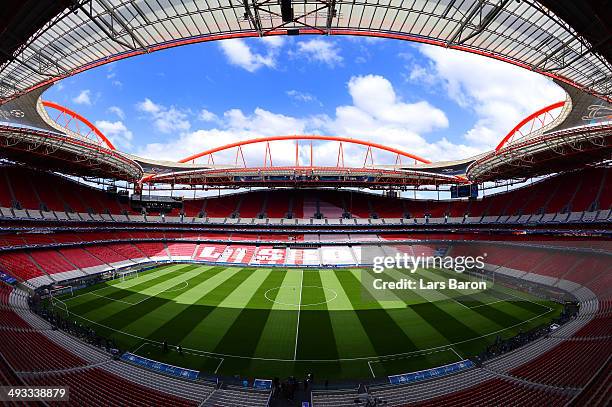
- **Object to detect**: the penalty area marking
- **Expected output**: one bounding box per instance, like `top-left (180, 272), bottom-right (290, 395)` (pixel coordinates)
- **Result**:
top-left (134, 342), bottom-right (224, 373)
top-left (132, 342), bottom-right (148, 354)
top-left (88, 292), bottom-right (140, 305)
top-left (75, 272), bottom-right (195, 306)
top-left (366, 347), bottom-right (461, 379)
top-left (502, 291), bottom-right (553, 312)
top-left (214, 358), bottom-right (224, 374)
top-left (63, 284), bottom-right (118, 302)
top-left (468, 299), bottom-right (507, 309)
top-left (368, 360), bottom-right (376, 378)
top-left (63, 266), bottom-right (192, 303)
top-left (450, 347), bottom-right (463, 360)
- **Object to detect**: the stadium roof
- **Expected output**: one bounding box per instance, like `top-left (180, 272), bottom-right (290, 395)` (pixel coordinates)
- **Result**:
top-left (0, 1), bottom-right (73, 67)
top-left (0, 0), bottom-right (611, 104)
top-left (536, 0), bottom-right (611, 67)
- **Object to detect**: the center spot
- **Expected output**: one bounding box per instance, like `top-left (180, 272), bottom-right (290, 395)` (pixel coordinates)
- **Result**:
top-left (264, 285), bottom-right (338, 307)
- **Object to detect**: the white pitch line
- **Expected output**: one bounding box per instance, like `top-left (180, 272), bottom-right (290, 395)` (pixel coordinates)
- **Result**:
top-left (64, 266), bottom-right (183, 303)
top-left (131, 274), bottom-right (195, 305)
top-left (367, 361), bottom-right (376, 378)
top-left (450, 347), bottom-right (463, 361)
top-left (63, 267), bottom-right (197, 307)
top-left (293, 269), bottom-right (304, 361)
top-left (451, 298), bottom-right (472, 310)
top-left (162, 280), bottom-right (189, 293)
top-left (502, 291), bottom-right (553, 312)
top-left (89, 292), bottom-right (139, 306)
top-left (51, 303), bottom-right (553, 363)
top-left (214, 358), bottom-right (224, 374)
top-left (63, 284), bottom-right (116, 302)
top-left (132, 342), bottom-right (147, 354)
top-left (469, 299), bottom-right (507, 309)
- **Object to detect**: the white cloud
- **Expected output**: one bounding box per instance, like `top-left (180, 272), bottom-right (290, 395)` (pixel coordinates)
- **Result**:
top-left (137, 98), bottom-right (161, 114)
top-left (408, 65), bottom-right (437, 86)
top-left (135, 108), bottom-right (305, 163)
top-left (292, 39), bottom-right (343, 67)
top-left (286, 90), bottom-right (320, 105)
top-left (218, 38), bottom-right (282, 72)
top-left (261, 36), bottom-right (285, 48)
top-left (125, 48), bottom-right (569, 168)
top-left (136, 98), bottom-right (191, 133)
top-left (411, 45), bottom-right (565, 148)
top-left (108, 106), bottom-right (125, 119)
top-left (135, 75), bottom-right (462, 164)
top-left (198, 109), bottom-right (217, 122)
top-left (95, 120), bottom-right (133, 148)
top-left (73, 90), bottom-right (92, 105)
top-left (106, 63), bottom-right (117, 79)
top-left (330, 75), bottom-right (449, 136)
top-left (224, 108), bottom-right (306, 135)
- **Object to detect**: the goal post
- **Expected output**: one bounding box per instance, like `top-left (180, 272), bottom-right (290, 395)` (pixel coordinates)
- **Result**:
top-left (119, 269), bottom-right (139, 282)
top-left (49, 286), bottom-right (72, 316)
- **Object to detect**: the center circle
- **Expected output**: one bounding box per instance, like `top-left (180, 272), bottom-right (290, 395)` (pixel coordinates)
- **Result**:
top-left (264, 285), bottom-right (338, 307)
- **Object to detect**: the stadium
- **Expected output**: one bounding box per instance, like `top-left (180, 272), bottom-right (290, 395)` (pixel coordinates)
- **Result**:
top-left (0, 1), bottom-right (610, 406)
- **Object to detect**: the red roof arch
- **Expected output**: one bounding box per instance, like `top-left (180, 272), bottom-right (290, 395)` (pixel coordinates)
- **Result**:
top-left (41, 100), bottom-right (116, 150)
top-left (495, 101), bottom-right (566, 152)
top-left (178, 134), bottom-right (431, 165)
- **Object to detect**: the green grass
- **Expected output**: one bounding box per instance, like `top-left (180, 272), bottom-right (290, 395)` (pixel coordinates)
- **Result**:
top-left (49, 264), bottom-right (563, 380)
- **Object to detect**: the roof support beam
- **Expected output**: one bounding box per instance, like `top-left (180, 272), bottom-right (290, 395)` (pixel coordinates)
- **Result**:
top-left (545, 34), bottom-right (612, 73)
top-left (0, 49), bottom-right (54, 77)
top-left (455, 0), bottom-right (509, 45)
top-left (71, 0), bottom-right (137, 51)
top-left (243, 0), bottom-right (263, 36)
top-left (97, 0), bottom-right (149, 50)
top-left (447, 0), bottom-right (486, 45)
top-left (326, 0), bottom-right (337, 33)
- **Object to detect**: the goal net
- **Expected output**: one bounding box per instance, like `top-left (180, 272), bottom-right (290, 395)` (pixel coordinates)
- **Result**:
top-left (49, 286), bottom-right (72, 316)
top-left (119, 270), bottom-right (139, 282)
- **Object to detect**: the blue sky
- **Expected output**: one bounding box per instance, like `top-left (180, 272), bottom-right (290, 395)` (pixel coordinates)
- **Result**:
top-left (45, 35), bottom-right (565, 166)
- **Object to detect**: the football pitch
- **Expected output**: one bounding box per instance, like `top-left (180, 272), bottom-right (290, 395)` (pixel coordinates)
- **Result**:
top-left (51, 264), bottom-right (562, 380)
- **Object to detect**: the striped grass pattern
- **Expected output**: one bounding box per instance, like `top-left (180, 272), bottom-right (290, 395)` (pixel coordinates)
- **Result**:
top-left (54, 264), bottom-right (562, 380)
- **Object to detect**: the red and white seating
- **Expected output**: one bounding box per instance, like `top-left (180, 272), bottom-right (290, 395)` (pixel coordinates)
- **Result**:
top-left (286, 248), bottom-right (320, 266)
top-left (25, 368), bottom-right (196, 406)
top-left (217, 245), bottom-right (257, 264)
top-left (194, 244), bottom-right (227, 261)
top-left (409, 378), bottom-right (572, 407)
top-left (250, 246), bottom-right (286, 265)
top-left (166, 243), bottom-right (197, 260)
top-left (59, 247), bottom-right (109, 274)
top-left (106, 243), bottom-right (148, 263)
top-left (0, 330), bottom-right (87, 372)
top-left (133, 243), bottom-right (168, 260)
top-left (510, 338), bottom-right (611, 388)
top-left (0, 252), bottom-right (46, 282)
top-left (320, 246), bottom-right (357, 265)
top-left (85, 245), bottom-right (133, 267)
